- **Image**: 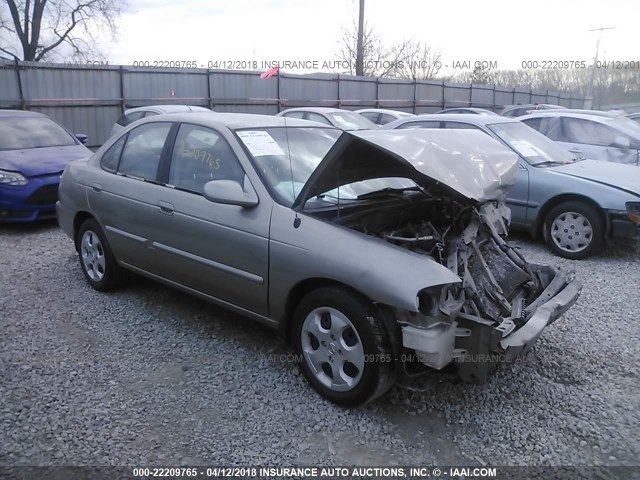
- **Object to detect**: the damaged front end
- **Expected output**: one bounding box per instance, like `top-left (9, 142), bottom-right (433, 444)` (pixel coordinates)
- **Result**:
top-left (295, 128), bottom-right (582, 383)
top-left (384, 202), bottom-right (582, 383)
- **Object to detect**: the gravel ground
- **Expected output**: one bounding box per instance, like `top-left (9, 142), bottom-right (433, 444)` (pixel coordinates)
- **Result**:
top-left (1, 221), bottom-right (639, 469)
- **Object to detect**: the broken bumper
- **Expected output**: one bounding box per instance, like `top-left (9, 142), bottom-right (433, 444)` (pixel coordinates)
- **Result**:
top-left (499, 273), bottom-right (582, 358)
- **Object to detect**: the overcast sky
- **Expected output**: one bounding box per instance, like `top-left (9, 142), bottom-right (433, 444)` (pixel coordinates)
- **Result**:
top-left (106, 0), bottom-right (636, 75)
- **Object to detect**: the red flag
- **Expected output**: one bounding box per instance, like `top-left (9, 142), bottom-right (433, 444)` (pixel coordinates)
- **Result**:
top-left (260, 66), bottom-right (279, 78)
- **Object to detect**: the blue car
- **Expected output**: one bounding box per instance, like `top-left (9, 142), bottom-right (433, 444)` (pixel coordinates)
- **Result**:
top-left (0, 110), bottom-right (91, 222)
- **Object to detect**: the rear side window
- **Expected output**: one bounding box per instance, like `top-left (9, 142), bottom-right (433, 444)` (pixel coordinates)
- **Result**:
top-left (379, 113), bottom-right (396, 125)
top-left (443, 122), bottom-right (482, 130)
top-left (306, 112), bottom-right (332, 126)
top-left (398, 121), bottom-right (441, 129)
top-left (359, 112), bottom-right (380, 123)
top-left (169, 124), bottom-right (245, 193)
top-left (116, 111), bottom-right (146, 127)
top-left (118, 123), bottom-right (172, 180)
top-left (100, 136), bottom-right (126, 172)
top-left (283, 111), bottom-right (305, 119)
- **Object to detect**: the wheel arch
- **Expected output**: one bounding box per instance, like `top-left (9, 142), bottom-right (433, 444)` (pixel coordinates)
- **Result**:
top-left (534, 194), bottom-right (606, 238)
top-left (73, 211), bottom-right (97, 251)
top-left (281, 277), bottom-right (381, 344)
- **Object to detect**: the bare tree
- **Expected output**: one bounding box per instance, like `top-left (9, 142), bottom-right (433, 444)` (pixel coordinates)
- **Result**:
top-left (337, 24), bottom-right (440, 79)
top-left (390, 40), bottom-right (442, 80)
top-left (0, 0), bottom-right (127, 61)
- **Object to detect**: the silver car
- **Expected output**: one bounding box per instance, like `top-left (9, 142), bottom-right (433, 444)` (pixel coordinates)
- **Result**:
top-left (57, 113), bottom-right (581, 406)
top-left (501, 104), bottom-right (566, 118)
top-left (355, 108), bottom-right (415, 125)
top-left (277, 107), bottom-right (377, 130)
top-left (110, 105), bottom-right (212, 137)
top-left (519, 110), bottom-right (640, 165)
top-left (383, 114), bottom-right (640, 259)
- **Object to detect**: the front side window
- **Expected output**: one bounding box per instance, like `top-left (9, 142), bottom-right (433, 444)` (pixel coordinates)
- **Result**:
top-left (0, 116), bottom-right (76, 150)
top-left (169, 124), bottom-right (244, 193)
top-left (100, 136), bottom-right (126, 172)
top-left (562, 118), bottom-right (618, 146)
top-left (118, 123), bottom-right (172, 180)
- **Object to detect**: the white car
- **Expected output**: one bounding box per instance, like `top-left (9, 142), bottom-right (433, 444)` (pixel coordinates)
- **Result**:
top-left (277, 107), bottom-right (377, 131)
top-left (355, 108), bottom-right (416, 125)
top-left (110, 105), bottom-right (213, 137)
top-left (520, 110), bottom-right (640, 166)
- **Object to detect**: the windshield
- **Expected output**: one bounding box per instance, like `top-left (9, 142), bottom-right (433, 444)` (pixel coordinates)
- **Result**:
top-left (326, 112), bottom-right (378, 131)
top-left (0, 116), bottom-right (77, 150)
top-left (488, 122), bottom-right (576, 165)
top-left (237, 127), bottom-right (415, 207)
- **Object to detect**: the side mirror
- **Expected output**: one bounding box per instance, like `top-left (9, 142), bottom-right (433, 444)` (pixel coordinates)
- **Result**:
top-left (75, 133), bottom-right (88, 144)
top-left (612, 136), bottom-right (630, 149)
top-left (203, 175), bottom-right (259, 208)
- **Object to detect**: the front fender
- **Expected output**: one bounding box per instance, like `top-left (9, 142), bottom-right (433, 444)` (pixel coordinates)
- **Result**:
top-left (268, 204), bottom-right (460, 321)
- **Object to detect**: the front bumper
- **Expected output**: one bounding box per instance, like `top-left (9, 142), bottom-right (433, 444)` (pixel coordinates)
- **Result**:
top-left (499, 272), bottom-right (582, 358)
top-left (608, 213), bottom-right (640, 243)
top-left (0, 175), bottom-right (61, 223)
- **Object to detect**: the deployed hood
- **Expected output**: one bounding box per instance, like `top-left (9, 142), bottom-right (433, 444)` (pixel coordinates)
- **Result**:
top-left (549, 159), bottom-right (640, 197)
top-left (293, 129), bottom-right (519, 209)
top-left (0, 145), bottom-right (91, 177)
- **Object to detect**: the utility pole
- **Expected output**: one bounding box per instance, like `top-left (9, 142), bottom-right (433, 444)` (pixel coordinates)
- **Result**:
top-left (355, 0), bottom-right (365, 76)
top-left (585, 26), bottom-right (615, 109)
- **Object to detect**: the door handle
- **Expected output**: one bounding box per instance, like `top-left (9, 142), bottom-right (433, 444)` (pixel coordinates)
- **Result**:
top-left (90, 183), bottom-right (103, 193)
top-left (158, 201), bottom-right (174, 215)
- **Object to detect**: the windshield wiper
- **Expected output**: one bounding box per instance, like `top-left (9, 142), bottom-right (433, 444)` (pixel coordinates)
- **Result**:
top-left (356, 186), bottom-right (423, 200)
top-left (533, 160), bottom-right (572, 167)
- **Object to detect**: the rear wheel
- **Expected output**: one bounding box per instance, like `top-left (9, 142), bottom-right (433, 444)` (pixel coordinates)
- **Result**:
top-left (76, 219), bottom-right (125, 291)
top-left (544, 201), bottom-right (603, 259)
top-left (293, 287), bottom-right (395, 406)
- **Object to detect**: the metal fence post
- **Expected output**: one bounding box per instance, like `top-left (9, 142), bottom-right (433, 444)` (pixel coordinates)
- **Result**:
top-left (441, 80), bottom-right (445, 109)
top-left (206, 69), bottom-right (213, 110)
top-left (337, 74), bottom-right (341, 109)
top-left (277, 72), bottom-right (282, 112)
top-left (15, 59), bottom-right (26, 110)
top-left (375, 76), bottom-right (380, 107)
top-left (119, 66), bottom-right (125, 113)
top-left (413, 79), bottom-right (417, 114)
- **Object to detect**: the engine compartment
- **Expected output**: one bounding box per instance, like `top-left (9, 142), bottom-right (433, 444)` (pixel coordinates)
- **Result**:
top-left (310, 193), bottom-right (559, 382)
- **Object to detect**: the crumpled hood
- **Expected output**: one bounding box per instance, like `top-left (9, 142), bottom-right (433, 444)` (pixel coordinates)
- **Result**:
top-left (549, 159), bottom-right (640, 197)
top-left (293, 129), bottom-right (519, 208)
top-left (0, 145), bottom-right (91, 177)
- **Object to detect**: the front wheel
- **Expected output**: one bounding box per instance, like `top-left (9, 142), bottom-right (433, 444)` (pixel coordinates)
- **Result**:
top-left (544, 201), bottom-right (604, 259)
top-left (293, 287), bottom-right (396, 406)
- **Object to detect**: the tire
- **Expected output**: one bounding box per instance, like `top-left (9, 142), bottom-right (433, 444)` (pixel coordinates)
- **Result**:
top-left (293, 286), bottom-right (396, 406)
top-left (76, 219), bottom-right (125, 291)
top-left (543, 201), bottom-right (604, 260)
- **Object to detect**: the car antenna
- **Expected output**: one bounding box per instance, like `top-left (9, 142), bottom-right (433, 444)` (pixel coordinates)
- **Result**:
top-left (282, 104), bottom-right (301, 228)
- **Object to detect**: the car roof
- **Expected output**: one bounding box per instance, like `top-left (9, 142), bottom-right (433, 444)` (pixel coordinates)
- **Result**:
top-left (519, 110), bottom-right (621, 121)
top-left (281, 107), bottom-right (356, 114)
top-left (502, 104), bottom-right (565, 111)
top-left (543, 108), bottom-right (626, 117)
top-left (0, 109), bottom-right (46, 118)
top-left (135, 112), bottom-right (335, 130)
top-left (437, 107), bottom-right (498, 115)
top-left (390, 113), bottom-right (518, 127)
top-left (125, 105), bottom-right (210, 114)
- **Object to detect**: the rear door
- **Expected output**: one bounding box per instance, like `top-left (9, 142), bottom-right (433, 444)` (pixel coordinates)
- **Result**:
top-left (88, 122), bottom-right (174, 273)
top-left (150, 123), bottom-right (271, 315)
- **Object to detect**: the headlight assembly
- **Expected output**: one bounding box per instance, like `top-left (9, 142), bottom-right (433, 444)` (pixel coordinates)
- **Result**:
top-left (0, 169), bottom-right (28, 186)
